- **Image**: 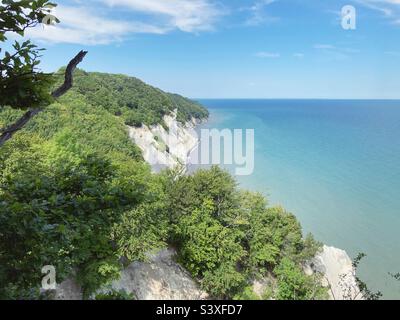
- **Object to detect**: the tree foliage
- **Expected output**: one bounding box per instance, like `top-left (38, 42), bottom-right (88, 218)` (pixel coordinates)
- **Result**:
top-left (163, 166), bottom-right (325, 299)
top-left (63, 69), bottom-right (208, 127)
top-left (0, 77), bottom-right (172, 297)
top-left (274, 257), bottom-right (327, 300)
top-left (0, 131), bottom-right (161, 299)
top-left (0, 0), bottom-right (58, 110)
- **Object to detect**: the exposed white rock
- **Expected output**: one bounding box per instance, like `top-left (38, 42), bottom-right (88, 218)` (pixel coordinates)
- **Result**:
top-left (252, 273), bottom-right (276, 299)
top-left (128, 110), bottom-right (199, 173)
top-left (54, 278), bottom-right (82, 300)
top-left (305, 245), bottom-right (362, 300)
top-left (55, 249), bottom-right (208, 300)
top-left (103, 249), bottom-right (208, 300)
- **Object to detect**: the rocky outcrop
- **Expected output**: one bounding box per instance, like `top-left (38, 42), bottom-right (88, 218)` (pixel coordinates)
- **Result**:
top-left (305, 245), bottom-right (362, 300)
top-left (128, 110), bottom-right (199, 173)
top-left (53, 278), bottom-right (82, 300)
top-left (55, 249), bottom-right (207, 300)
top-left (252, 273), bottom-right (276, 299)
top-left (54, 246), bottom-right (359, 301)
top-left (102, 249), bottom-right (208, 300)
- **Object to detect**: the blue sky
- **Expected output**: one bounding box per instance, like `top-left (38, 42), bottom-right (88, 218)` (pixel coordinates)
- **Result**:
top-left (21, 0), bottom-right (400, 99)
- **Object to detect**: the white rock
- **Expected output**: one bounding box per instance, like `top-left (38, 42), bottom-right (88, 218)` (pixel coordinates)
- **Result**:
top-left (305, 245), bottom-right (362, 300)
top-left (106, 249), bottom-right (208, 300)
top-left (54, 278), bottom-right (82, 300)
top-left (55, 249), bottom-right (208, 300)
top-left (128, 110), bottom-right (199, 173)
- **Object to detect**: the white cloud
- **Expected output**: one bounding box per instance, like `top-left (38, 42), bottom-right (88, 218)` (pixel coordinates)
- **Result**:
top-left (255, 51), bottom-right (280, 58)
top-left (354, 0), bottom-right (400, 22)
top-left (102, 0), bottom-right (224, 32)
top-left (24, 0), bottom-right (224, 45)
top-left (313, 44), bottom-right (360, 61)
top-left (244, 0), bottom-right (279, 26)
top-left (25, 5), bottom-right (168, 45)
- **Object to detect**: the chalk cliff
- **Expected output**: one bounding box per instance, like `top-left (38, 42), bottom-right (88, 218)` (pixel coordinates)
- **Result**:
top-left (305, 245), bottom-right (362, 300)
top-left (54, 249), bottom-right (207, 300)
top-left (128, 110), bottom-right (199, 173)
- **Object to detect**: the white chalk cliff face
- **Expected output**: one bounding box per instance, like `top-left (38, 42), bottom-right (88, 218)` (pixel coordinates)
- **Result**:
top-left (54, 249), bottom-right (208, 300)
top-left (54, 246), bottom-right (359, 300)
top-left (100, 249), bottom-right (208, 300)
top-left (128, 110), bottom-right (199, 172)
top-left (305, 245), bottom-right (362, 300)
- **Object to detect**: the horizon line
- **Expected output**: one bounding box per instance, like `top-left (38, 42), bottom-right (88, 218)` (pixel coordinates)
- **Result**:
top-left (191, 98), bottom-right (400, 101)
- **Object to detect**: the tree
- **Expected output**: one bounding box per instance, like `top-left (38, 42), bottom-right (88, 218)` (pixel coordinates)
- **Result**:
top-left (163, 166), bottom-right (327, 299)
top-left (274, 258), bottom-right (327, 300)
top-left (0, 0), bottom-right (87, 146)
top-left (173, 199), bottom-right (246, 298)
top-left (0, 130), bottom-right (161, 299)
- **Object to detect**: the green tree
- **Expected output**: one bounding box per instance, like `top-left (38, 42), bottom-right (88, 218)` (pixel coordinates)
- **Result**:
top-left (164, 166), bottom-right (326, 299)
top-left (173, 199), bottom-right (246, 298)
top-left (0, 132), bottom-right (158, 299)
top-left (0, 0), bottom-right (58, 110)
top-left (274, 258), bottom-right (327, 300)
top-left (66, 70), bottom-right (208, 128)
top-left (0, 1), bottom-right (87, 146)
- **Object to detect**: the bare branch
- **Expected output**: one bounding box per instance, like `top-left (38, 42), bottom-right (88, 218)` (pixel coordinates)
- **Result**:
top-left (0, 50), bottom-right (88, 147)
top-left (324, 276), bottom-right (336, 300)
top-left (51, 50), bottom-right (87, 98)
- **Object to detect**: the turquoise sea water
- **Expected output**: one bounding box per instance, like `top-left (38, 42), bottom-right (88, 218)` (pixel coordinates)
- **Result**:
top-left (195, 99), bottom-right (400, 299)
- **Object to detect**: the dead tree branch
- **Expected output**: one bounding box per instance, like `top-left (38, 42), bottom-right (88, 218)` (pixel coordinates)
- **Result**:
top-left (0, 50), bottom-right (88, 147)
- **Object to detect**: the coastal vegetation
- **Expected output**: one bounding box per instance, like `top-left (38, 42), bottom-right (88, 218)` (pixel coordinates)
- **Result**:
top-left (63, 69), bottom-right (209, 127)
top-left (0, 68), bottom-right (327, 299)
top-left (1, 0), bottom-right (390, 301)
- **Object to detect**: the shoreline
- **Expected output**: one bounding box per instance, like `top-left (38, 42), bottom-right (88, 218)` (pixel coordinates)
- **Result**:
top-left (128, 108), bottom-right (362, 300)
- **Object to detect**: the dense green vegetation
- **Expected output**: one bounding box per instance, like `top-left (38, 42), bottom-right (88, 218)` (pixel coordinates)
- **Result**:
top-left (164, 168), bottom-right (326, 299)
top-left (62, 69), bottom-right (209, 128)
top-left (0, 68), bottom-right (327, 300)
top-left (1, 1), bottom-right (395, 301)
top-left (0, 125), bottom-right (166, 299)
top-left (0, 0), bottom-right (57, 112)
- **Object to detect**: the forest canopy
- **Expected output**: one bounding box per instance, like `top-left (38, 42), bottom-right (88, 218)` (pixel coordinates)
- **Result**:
top-left (63, 69), bottom-right (209, 127)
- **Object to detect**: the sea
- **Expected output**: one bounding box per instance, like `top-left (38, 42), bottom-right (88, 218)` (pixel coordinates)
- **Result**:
top-left (193, 99), bottom-right (400, 299)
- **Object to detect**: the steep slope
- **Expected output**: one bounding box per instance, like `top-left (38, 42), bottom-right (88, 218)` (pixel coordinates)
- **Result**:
top-left (0, 71), bottom-right (361, 301)
top-left (128, 110), bottom-right (200, 173)
top-left (63, 69), bottom-right (208, 127)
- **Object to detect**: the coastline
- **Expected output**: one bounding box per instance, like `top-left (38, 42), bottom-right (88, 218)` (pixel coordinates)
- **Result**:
top-left (127, 107), bottom-right (361, 300)
top-left (53, 108), bottom-right (362, 301)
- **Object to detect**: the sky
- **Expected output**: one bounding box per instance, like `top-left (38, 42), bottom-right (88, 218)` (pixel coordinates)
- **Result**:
top-left (16, 0), bottom-right (400, 99)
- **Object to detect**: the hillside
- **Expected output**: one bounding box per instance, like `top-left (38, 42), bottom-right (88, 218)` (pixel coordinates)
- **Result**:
top-left (1, 71), bottom-right (334, 300)
top-left (61, 69), bottom-right (209, 127)
top-left (0, 71), bottom-right (208, 165)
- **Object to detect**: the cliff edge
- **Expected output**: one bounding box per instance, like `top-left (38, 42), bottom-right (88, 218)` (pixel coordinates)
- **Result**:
top-left (305, 245), bottom-right (362, 300)
top-left (128, 109), bottom-right (199, 173)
